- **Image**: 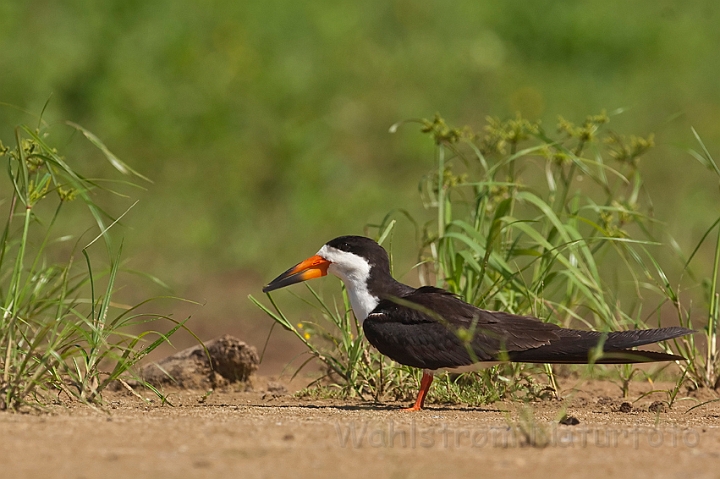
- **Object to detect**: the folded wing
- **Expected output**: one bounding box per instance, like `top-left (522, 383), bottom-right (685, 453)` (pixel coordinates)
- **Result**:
top-left (362, 287), bottom-right (690, 369)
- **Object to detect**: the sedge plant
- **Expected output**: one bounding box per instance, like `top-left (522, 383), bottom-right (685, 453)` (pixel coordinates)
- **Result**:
top-left (253, 111), bottom-right (714, 406)
top-left (660, 128), bottom-right (720, 391)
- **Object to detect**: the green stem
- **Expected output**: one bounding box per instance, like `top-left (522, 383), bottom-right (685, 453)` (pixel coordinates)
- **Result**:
top-left (706, 226), bottom-right (720, 385)
top-left (437, 143), bottom-right (446, 284)
top-left (558, 162), bottom-right (577, 213)
top-left (3, 203), bottom-right (32, 385)
top-left (437, 143), bottom-right (446, 237)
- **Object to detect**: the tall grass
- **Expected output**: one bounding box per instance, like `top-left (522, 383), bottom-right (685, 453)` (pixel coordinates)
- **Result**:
top-left (666, 128), bottom-right (720, 389)
top-left (0, 121), bottom-right (185, 410)
top-left (253, 112), bottom-right (718, 405)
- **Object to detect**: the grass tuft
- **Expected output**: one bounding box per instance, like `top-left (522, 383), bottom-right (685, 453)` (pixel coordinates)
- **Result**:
top-left (0, 121), bottom-right (185, 410)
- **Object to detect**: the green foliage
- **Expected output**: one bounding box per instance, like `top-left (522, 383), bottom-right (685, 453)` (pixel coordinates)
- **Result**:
top-left (668, 130), bottom-right (720, 388)
top-left (1, 2), bottom-right (719, 277)
top-left (410, 114), bottom-right (720, 394)
top-left (412, 111), bottom-right (657, 332)
top-left (254, 111), bottom-right (718, 406)
top-left (0, 123), bottom-right (185, 410)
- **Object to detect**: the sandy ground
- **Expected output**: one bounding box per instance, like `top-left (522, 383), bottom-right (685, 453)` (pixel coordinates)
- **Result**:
top-left (2, 377), bottom-right (720, 479)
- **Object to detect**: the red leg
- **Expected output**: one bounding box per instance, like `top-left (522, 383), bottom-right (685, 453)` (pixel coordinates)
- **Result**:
top-left (404, 371), bottom-right (434, 411)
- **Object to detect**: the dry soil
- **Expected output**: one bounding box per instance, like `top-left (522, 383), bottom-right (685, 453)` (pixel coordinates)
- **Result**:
top-left (2, 376), bottom-right (720, 479)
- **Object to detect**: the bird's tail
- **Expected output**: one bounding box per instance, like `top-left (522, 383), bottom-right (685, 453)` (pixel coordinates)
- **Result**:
top-left (507, 326), bottom-right (692, 364)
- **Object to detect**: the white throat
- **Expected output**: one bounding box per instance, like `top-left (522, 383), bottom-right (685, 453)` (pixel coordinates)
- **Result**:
top-left (317, 245), bottom-right (379, 322)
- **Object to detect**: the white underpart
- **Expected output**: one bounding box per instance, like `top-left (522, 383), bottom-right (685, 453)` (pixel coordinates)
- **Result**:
top-left (317, 245), bottom-right (379, 322)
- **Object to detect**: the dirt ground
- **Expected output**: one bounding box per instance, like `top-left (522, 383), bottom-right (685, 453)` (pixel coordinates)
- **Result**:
top-left (2, 375), bottom-right (720, 479)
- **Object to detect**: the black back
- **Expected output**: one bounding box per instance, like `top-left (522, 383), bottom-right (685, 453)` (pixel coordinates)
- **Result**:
top-left (363, 286), bottom-right (691, 369)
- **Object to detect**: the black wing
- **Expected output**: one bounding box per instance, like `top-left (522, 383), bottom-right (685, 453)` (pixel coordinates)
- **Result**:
top-left (363, 286), bottom-right (691, 369)
top-left (363, 287), bottom-right (562, 369)
top-left (507, 327), bottom-right (690, 363)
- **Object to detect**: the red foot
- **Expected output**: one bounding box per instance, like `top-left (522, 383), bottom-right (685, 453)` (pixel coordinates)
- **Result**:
top-left (403, 405), bottom-right (422, 412)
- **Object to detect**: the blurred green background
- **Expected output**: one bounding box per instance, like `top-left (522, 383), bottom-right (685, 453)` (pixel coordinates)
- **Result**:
top-left (2, 1), bottom-right (719, 373)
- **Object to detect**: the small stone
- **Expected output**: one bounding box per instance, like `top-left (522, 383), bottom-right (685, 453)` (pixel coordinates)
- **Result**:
top-left (618, 402), bottom-right (632, 413)
top-left (559, 415), bottom-right (580, 426)
top-left (596, 396), bottom-right (615, 407)
top-left (266, 381), bottom-right (288, 395)
top-left (648, 401), bottom-right (667, 413)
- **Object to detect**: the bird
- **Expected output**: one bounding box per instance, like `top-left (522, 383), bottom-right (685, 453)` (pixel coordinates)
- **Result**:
top-left (262, 235), bottom-right (693, 411)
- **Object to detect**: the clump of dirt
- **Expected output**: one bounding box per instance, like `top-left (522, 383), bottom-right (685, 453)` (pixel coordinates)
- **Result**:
top-left (648, 401), bottom-right (668, 413)
top-left (266, 381), bottom-right (288, 395)
top-left (595, 395), bottom-right (619, 411)
top-left (139, 334), bottom-right (259, 389)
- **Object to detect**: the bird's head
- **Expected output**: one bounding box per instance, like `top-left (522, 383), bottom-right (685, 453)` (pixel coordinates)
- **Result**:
top-left (262, 236), bottom-right (388, 293)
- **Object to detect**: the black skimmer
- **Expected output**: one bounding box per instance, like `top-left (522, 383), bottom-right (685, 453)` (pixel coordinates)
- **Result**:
top-left (263, 235), bottom-right (692, 411)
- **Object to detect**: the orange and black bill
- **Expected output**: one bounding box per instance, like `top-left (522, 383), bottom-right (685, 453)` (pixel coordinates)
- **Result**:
top-left (262, 255), bottom-right (331, 293)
